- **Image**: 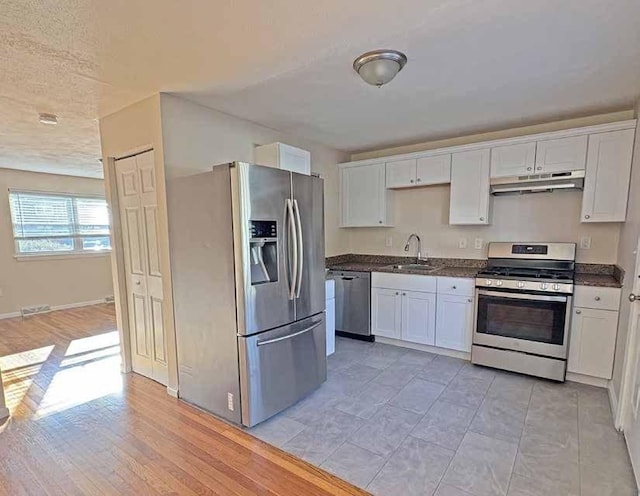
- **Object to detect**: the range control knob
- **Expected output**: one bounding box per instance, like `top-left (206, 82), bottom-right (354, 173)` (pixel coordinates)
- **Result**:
top-left (552, 283), bottom-right (561, 291)
top-left (516, 281), bottom-right (525, 289)
top-left (495, 280), bottom-right (503, 287)
top-left (485, 279), bottom-right (493, 286)
top-left (540, 283), bottom-right (549, 290)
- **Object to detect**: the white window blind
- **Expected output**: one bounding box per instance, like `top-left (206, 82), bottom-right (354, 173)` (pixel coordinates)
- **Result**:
top-left (9, 190), bottom-right (111, 256)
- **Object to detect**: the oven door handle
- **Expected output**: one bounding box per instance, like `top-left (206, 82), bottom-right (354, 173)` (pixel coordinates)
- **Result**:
top-left (477, 289), bottom-right (568, 303)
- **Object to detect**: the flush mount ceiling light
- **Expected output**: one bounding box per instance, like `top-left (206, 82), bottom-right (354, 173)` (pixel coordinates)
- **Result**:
top-left (353, 49), bottom-right (407, 87)
top-left (39, 113), bottom-right (58, 125)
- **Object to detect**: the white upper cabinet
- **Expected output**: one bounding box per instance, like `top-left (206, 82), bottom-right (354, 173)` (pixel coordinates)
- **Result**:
top-left (386, 155), bottom-right (451, 188)
top-left (490, 142), bottom-right (536, 178)
top-left (340, 163), bottom-right (391, 227)
top-left (401, 290), bottom-right (436, 345)
top-left (416, 155), bottom-right (451, 186)
top-left (450, 149), bottom-right (491, 225)
top-left (535, 135), bottom-right (588, 173)
top-left (581, 129), bottom-right (635, 223)
top-left (254, 142), bottom-right (311, 175)
top-left (386, 158), bottom-right (417, 188)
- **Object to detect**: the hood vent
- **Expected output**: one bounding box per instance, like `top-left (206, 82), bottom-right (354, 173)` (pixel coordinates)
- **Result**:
top-left (490, 170), bottom-right (585, 196)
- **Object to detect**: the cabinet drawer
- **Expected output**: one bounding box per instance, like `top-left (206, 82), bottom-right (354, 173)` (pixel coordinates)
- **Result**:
top-left (436, 277), bottom-right (474, 297)
top-left (372, 272), bottom-right (436, 293)
top-left (573, 285), bottom-right (621, 311)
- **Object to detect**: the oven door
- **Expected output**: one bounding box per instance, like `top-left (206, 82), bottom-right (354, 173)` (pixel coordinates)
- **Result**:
top-left (473, 289), bottom-right (571, 359)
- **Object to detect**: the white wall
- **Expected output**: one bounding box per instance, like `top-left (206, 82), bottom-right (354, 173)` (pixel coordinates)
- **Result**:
top-left (160, 93), bottom-right (350, 256)
top-left (346, 186), bottom-right (620, 263)
top-left (612, 102), bottom-right (640, 400)
top-left (0, 168), bottom-right (113, 316)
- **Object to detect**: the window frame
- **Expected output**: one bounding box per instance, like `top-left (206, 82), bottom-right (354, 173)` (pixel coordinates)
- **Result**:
top-left (8, 189), bottom-right (112, 259)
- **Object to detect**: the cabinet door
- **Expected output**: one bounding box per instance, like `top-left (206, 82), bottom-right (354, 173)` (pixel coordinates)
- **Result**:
top-left (371, 288), bottom-right (402, 339)
top-left (340, 163), bottom-right (388, 227)
top-left (490, 142), bottom-right (536, 178)
top-left (401, 291), bottom-right (436, 345)
top-left (279, 143), bottom-right (311, 175)
top-left (567, 307), bottom-right (618, 379)
top-left (435, 294), bottom-right (474, 352)
top-left (581, 129), bottom-right (635, 223)
top-left (416, 154), bottom-right (451, 185)
top-left (535, 135), bottom-right (587, 173)
top-left (386, 159), bottom-right (417, 188)
top-left (449, 149), bottom-right (491, 225)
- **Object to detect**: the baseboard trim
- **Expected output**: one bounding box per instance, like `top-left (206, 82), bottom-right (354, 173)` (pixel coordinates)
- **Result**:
top-left (375, 337), bottom-right (471, 360)
top-left (565, 371), bottom-right (609, 388)
top-left (609, 381), bottom-right (621, 429)
top-left (167, 386), bottom-right (179, 398)
top-left (0, 299), bottom-right (109, 320)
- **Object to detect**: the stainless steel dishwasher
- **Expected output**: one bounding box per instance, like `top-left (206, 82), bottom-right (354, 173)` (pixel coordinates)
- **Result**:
top-left (327, 270), bottom-right (372, 341)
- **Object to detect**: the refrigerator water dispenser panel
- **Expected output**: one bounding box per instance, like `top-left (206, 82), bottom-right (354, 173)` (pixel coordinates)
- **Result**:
top-left (249, 220), bottom-right (278, 285)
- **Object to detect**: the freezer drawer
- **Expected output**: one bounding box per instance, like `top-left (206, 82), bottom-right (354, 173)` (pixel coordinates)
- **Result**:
top-left (238, 313), bottom-right (326, 427)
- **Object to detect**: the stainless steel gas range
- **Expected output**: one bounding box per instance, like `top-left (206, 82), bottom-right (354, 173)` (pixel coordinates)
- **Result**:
top-left (471, 242), bottom-right (576, 381)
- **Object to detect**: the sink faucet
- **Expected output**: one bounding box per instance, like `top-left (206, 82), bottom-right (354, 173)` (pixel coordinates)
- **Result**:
top-left (404, 234), bottom-right (426, 263)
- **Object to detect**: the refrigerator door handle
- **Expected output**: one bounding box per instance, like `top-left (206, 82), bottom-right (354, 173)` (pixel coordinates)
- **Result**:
top-left (256, 321), bottom-right (322, 346)
top-left (293, 199), bottom-right (304, 298)
top-left (286, 199), bottom-right (297, 300)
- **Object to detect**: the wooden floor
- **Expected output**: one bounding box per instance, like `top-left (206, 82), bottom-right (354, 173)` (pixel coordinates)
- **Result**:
top-left (0, 305), bottom-right (368, 496)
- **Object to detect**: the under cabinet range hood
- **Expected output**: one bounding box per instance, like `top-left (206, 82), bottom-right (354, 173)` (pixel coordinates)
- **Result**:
top-left (490, 170), bottom-right (585, 196)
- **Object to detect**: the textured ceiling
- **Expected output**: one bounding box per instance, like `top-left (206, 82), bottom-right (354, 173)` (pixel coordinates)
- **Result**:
top-left (1, 0), bottom-right (639, 178)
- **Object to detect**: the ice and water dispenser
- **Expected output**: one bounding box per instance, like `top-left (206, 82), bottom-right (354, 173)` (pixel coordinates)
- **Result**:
top-left (249, 220), bottom-right (278, 285)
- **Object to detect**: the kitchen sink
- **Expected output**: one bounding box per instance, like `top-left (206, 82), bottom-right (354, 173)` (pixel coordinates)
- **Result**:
top-left (383, 263), bottom-right (441, 273)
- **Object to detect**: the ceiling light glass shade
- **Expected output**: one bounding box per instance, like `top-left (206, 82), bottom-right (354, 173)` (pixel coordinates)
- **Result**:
top-left (353, 50), bottom-right (407, 87)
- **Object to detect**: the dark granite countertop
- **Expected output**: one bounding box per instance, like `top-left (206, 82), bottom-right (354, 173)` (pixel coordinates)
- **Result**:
top-left (574, 273), bottom-right (622, 288)
top-left (326, 254), bottom-right (624, 287)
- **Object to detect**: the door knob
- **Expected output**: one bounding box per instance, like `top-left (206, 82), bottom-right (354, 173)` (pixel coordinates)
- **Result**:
top-left (630, 293), bottom-right (638, 302)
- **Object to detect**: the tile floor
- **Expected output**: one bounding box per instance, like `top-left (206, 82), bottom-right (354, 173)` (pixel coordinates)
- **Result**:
top-left (248, 337), bottom-right (637, 496)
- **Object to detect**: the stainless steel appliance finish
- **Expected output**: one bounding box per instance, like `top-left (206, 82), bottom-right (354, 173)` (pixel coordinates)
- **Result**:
top-left (328, 270), bottom-right (372, 339)
top-left (472, 242), bottom-right (577, 381)
top-left (239, 313), bottom-right (326, 427)
top-left (167, 162), bottom-right (326, 427)
top-left (490, 169), bottom-right (585, 196)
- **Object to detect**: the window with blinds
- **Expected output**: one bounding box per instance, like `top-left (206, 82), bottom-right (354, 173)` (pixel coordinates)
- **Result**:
top-left (9, 191), bottom-right (111, 256)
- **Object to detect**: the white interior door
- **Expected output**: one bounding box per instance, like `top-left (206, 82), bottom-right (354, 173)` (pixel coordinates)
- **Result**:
top-left (115, 150), bottom-right (168, 385)
top-left (621, 236), bottom-right (640, 485)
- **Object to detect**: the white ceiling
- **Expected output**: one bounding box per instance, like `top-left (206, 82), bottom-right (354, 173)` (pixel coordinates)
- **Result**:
top-left (1, 0), bottom-right (639, 178)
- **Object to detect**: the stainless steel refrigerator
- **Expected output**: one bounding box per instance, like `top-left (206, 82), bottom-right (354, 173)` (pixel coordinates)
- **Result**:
top-left (167, 162), bottom-right (326, 427)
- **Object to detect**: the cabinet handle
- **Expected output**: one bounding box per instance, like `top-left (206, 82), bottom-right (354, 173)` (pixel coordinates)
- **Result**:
top-left (395, 292), bottom-right (399, 295)
top-left (468, 298), bottom-right (472, 303)
top-left (452, 286), bottom-right (457, 289)
top-left (576, 309), bottom-right (582, 314)
top-left (584, 215), bottom-right (590, 220)
top-left (410, 179), bottom-right (414, 184)
top-left (479, 217), bottom-right (484, 221)
top-left (536, 166), bottom-right (543, 171)
top-left (594, 296), bottom-right (601, 301)
top-left (379, 220), bottom-right (383, 224)
top-left (417, 178), bottom-right (421, 182)
top-left (402, 292), bottom-right (406, 296)
top-left (526, 167), bottom-right (532, 171)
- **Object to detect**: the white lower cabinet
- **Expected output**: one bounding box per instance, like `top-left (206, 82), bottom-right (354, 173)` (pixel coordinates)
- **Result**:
top-left (401, 291), bottom-right (436, 345)
top-left (371, 273), bottom-right (474, 353)
top-left (436, 294), bottom-right (474, 352)
top-left (371, 287), bottom-right (402, 339)
top-left (568, 306), bottom-right (618, 379)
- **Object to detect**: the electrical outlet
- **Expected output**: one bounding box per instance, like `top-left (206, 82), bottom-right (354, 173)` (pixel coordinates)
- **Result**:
top-left (385, 236), bottom-right (393, 248)
top-left (474, 238), bottom-right (483, 250)
top-left (580, 236), bottom-right (592, 250)
top-left (227, 392), bottom-right (234, 411)
top-left (458, 238), bottom-right (468, 249)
